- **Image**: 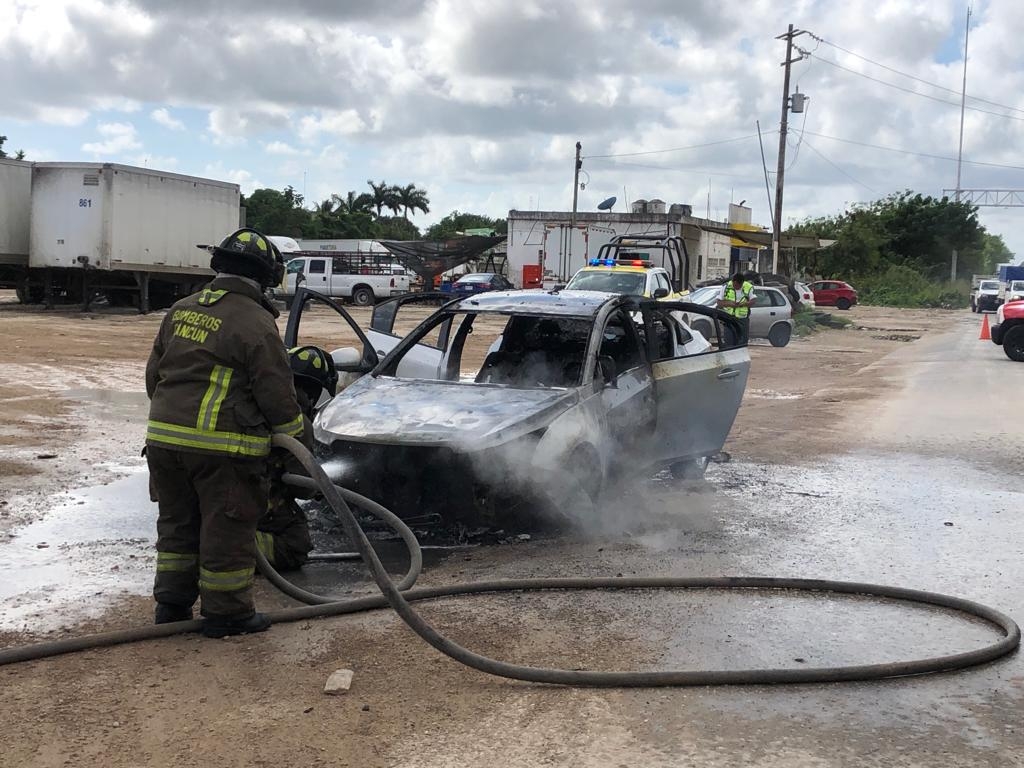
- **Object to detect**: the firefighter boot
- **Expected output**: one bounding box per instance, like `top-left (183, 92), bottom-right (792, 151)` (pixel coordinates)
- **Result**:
top-left (201, 612), bottom-right (272, 639)
top-left (155, 602), bottom-right (194, 624)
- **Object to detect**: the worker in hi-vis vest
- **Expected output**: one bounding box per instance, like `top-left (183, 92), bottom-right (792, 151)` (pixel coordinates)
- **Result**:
top-left (717, 272), bottom-right (756, 345)
top-left (145, 228), bottom-right (303, 638)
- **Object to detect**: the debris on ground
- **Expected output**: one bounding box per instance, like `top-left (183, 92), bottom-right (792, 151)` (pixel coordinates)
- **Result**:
top-left (323, 669), bottom-right (354, 695)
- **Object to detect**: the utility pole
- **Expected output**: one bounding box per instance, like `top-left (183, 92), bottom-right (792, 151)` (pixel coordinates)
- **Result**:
top-left (952, 5), bottom-right (972, 282)
top-left (567, 141), bottom-right (582, 277)
top-left (773, 25), bottom-right (806, 276)
top-left (571, 141), bottom-right (582, 227)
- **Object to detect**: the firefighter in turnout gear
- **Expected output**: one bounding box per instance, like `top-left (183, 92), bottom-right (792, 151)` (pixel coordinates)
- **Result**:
top-left (145, 228), bottom-right (303, 638)
top-left (256, 346), bottom-right (339, 571)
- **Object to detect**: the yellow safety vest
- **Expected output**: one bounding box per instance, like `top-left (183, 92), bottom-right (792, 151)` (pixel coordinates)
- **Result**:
top-left (724, 282), bottom-right (755, 318)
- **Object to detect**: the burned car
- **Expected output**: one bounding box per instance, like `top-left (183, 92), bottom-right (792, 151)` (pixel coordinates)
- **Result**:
top-left (284, 288), bottom-right (750, 524)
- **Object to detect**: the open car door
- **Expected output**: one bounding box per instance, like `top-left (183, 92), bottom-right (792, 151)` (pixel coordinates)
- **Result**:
top-left (366, 292), bottom-right (455, 379)
top-left (639, 301), bottom-right (750, 465)
top-left (283, 287), bottom-right (380, 395)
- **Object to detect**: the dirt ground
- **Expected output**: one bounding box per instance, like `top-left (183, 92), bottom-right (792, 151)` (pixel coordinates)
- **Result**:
top-left (0, 290), bottom-right (977, 767)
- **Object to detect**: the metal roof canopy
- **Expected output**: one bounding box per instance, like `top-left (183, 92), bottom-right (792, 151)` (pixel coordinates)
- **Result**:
top-left (686, 223), bottom-right (834, 250)
top-left (378, 235), bottom-right (507, 286)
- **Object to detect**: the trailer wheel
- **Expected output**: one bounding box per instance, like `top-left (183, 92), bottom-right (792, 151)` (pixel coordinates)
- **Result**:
top-left (351, 286), bottom-right (375, 306)
top-left (15, 282), bottom-right (44, 304)
top-left (1003, 325), bottom-right (1024, 362)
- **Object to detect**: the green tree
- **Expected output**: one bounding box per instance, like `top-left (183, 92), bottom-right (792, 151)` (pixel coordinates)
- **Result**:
top-left (976, 232), bottom-right (1014, 274)
top-left (788, 191), bottom-right (987, 280)
top-left (367, 179), bottom-right (400, 217)
top-left (375, 215), bottom-right (421, 240)
top-left (0, 135), bottom-right (25, 160)
top-left (341, 190), bottom-right (374, 215)
top-left (396, 183), bottom-right (430, 218)
top-left (425, 211), bottom-right (507, 241)
top-left (242, 186), bottom-right (312, 237)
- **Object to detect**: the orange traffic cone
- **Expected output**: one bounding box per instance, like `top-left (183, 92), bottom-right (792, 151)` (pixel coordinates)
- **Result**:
top-left (980, 313), bottom-right (991, 341)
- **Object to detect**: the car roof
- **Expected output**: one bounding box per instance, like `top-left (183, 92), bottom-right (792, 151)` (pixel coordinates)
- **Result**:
top-left (457, 272), bottom-right (498, 278)
top-left (449, 289), bottom-right (623, 316)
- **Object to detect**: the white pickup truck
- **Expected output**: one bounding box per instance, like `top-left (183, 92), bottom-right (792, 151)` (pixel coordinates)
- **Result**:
top-left (971, 278), bottom-right (1001, 313)
top-left (276, 253), bottom-right (411, 306)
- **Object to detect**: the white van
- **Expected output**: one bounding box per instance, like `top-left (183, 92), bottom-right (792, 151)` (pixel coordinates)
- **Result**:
top-left (277, 253), bottom-right (412, 306)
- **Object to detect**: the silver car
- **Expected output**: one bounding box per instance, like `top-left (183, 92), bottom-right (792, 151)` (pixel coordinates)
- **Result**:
top-left (685, 285), bottom-right (795, 347)
top-left (285, 289), bottom-right (751, 524)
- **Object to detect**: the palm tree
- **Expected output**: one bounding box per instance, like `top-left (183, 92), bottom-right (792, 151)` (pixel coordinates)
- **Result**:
top-left (396, 183), bottom-right (430, 219)
top-left (384, 185), bottom-right (403, 216)
top-left (343, 190), bottom-right (374, 215)
top-left (367, 180), bottom-right (392, 217)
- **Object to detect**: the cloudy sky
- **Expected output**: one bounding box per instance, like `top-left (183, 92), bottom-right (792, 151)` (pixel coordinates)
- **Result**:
top-left (3, 0), bottom-right (1023, 253)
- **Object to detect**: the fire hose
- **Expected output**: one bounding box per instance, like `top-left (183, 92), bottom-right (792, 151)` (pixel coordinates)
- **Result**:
top-left (0, 433), bottom-right (1019, 685)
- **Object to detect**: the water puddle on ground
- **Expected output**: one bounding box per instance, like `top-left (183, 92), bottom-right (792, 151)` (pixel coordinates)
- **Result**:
top-left (0, 467), bottom-right (155, 631)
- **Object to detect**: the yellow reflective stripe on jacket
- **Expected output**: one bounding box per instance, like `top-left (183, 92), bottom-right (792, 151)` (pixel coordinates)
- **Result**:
top-left (271, 414), bottom-right (304, 437)
top-left (255, 531), bottom-right (275, 564)
top-left (146, 420), bottom-right (271, 457)
top-left (198, 289), bottom-right (228, 306)
top-left (196, 365), bottom-right (233, 431)
top-left (198, 566), bottom-right (255, 593)
top-left (156, 551), bottom-right (198, 573)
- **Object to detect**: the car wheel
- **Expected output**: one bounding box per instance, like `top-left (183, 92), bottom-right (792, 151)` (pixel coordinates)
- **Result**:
top-left (351, 287), bottom-right (374, 306)
top-left (971, 301), bottom-right (978, 313)
top-left (768, 323), bottom-right (792, 347)
top-left (1003, 325), bottom-right (1024, 362)
top-left (835, 297), bottom-right (851, 310)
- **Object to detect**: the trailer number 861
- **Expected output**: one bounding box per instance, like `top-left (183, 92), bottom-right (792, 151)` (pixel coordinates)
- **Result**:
top-left (78, 198), bottom-right (92, 208)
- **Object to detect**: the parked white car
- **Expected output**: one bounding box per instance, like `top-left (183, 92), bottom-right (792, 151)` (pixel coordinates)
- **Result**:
top-left (684, 285), bottom-right (795, 347)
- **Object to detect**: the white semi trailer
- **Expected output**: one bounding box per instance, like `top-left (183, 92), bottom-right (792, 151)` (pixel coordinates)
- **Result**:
top-left (4, 162), bottom-right (241, 311)
top-left (0, 157), bottom-right (32, 284)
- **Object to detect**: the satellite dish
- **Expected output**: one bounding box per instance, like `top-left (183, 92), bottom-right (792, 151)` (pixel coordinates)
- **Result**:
top-left (597, 196), bottom-right (617, 211)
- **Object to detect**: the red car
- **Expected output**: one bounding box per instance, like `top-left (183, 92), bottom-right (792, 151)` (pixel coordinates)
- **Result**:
top-left (808, 280), bottom-right (858, 310)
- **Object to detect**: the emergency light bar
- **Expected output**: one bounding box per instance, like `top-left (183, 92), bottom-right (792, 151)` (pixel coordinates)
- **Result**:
top-left (586, 258), bottom-right (652, 267)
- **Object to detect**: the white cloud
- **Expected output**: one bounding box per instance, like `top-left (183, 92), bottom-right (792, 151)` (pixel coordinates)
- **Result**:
top-left (263, 140), bottom-right (305, 155)
top-left (297, 110), bottom-right (370, 142)
top-left (151, 107), bottom-right (185, 131)
top-left (81, 122), bottom-right (142, 155)
top-left (201, 163), bottom-right (262, 194)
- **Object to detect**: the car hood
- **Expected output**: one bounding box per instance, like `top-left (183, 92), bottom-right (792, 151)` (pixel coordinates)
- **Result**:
top-left (314, 376), bottom-right (580, 450)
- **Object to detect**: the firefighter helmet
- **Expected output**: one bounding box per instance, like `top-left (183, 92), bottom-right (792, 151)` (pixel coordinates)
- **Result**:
top-left (288, 345), bottom-right (338, 403)
top-left (197, 228), bottom-right (285, 288)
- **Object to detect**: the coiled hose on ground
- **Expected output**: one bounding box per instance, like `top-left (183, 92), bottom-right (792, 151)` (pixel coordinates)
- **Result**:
top-left (0, 434), bottom-right (1019, 685)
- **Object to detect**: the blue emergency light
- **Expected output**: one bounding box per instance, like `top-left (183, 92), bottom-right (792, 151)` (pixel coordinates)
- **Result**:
top-left (587, 258), bottom-right (617, 266)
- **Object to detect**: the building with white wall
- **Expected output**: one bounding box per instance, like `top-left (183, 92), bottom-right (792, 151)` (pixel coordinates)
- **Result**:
top-left (506, 201), bottom-right (769, 289)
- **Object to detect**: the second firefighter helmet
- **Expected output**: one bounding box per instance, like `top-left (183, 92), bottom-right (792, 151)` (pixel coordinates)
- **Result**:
top-left (288, 345), bottom-right (338, 403)
top-left (197, 227), bottom-right (285, 288)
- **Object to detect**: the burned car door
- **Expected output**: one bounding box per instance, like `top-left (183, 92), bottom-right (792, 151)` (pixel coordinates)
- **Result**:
top-left (641, 302), bottom-right (749, 464)
top-left (283, 286), bottom-right (379, 394)
top-left (594, 307), bottom-right (656, 450)
top-left (367, 292), bottom-right (454, 379)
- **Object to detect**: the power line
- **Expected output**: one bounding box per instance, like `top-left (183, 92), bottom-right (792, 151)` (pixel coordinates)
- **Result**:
top-left (803, 130), bottom-right (1024, 171)
top-left (801, 139), bottom-right (878, 194)
top-left (808, 33), bottom-right (1024, 116)
top-left (802, 51), bottom-right (1024, 122)
top-left (583, 133), bottom-right (770, 159)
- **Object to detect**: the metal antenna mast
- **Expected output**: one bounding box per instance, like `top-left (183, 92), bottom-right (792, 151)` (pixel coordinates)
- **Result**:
top-left (952, 6), bottom-right (971, 281)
